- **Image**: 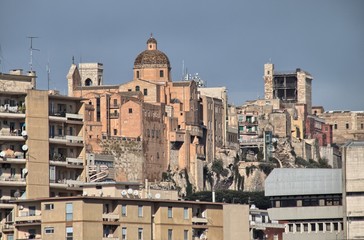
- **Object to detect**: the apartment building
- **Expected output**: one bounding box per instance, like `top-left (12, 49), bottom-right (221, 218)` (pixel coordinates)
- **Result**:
top-left (265, 168), bottom-right (344, 240)
top-left (7, 196), bottom-right (252, 240)
top-left (0, 71), bottom-right (87, 239)
top-left (342, 141), bottom-right (364, 239)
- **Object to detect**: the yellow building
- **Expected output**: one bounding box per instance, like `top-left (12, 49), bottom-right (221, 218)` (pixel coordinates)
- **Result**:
top-left (9, 195), bottom-right (250, 240)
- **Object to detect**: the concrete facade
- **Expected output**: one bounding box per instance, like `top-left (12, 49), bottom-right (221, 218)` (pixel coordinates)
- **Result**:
top-left (10, 196), bottom-right (252, 240)
top-left (342, 141), bottom-right (364, 240)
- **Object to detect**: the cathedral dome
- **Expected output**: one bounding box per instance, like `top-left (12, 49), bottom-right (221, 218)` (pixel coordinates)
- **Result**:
top-left (134, 36), bottom-right (170, 69)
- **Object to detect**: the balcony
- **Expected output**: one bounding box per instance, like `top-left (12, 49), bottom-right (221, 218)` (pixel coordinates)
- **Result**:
top-left (49, 135), bottom-right (67, 144)
top-left (0, 130), bottom-right (25, 141)
top-left (109, 104), bottom-right (120, 109)
top-left (15, 212), bottom-right (41, 224)
top-left (66, 157), bottom-right (83, 166)
top-left (2, 223), bottom-right (14, 232)
top-left (66, 135), bottom-right (84, 146)
top-left (0, 176), bottom-right (26, 186)
top-left (102, 237), bottom-right (119, 240)
top-left (0, 105), bottom-right (26, 117)
top-left (192, 216), bottom-right (208, 224)
top-left (102, 213), bottom-right (120, 221)
top-left (50, 179), bottom-right (83, 190)
top-left (267, 205), bottom-right (343, 221)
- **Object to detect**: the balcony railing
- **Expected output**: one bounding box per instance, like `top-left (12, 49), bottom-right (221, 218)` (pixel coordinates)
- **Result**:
top-left (102, 213), bottom-right (119, 221)
top-left (0, 105), bottom-right (25, 114)
top-left (109, 113), bottom-right (119, 119)
top-left (192, 216), bottom-right (208, 224)
top-left (0, 176), bottom-right (26, 183)
top-left (66, 113), bottom-right (83, 121)
top-left (66, 135), bottom-right (84, 145)
top-left (15, 212), bottom-right (41, 223)
top-left (66, 157), bottom-right (83, 165)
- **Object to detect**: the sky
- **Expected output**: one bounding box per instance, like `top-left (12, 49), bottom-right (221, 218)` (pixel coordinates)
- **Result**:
top-left (0, 1), bottom-right (363, 110)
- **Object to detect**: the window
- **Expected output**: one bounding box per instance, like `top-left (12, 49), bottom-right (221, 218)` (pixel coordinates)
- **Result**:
top-left (168, 207), bottom-right (173, 218)
top-left (128, 89), bottom-right (132, 92)
top-left (122, 205), bottom-right (127, 217)
top-left (66, 227), bottom-right (73, 240)
top-left (44, 227), bottom-right (54, 234)
top-left (326, 223), bottom-right (331, 231)
top-left (138, 205), bottom-right (143, 217)
top-left (138, 228), bottom-right (143, 240)
top-left (136, 71), bottom-right (140, 79)
top-left (318, 223), bottom-right (323, 231)
top-left (296, 223), bottom-right (301, 232)
top-left (333, 222), bottom-right (338, 231)
top-left (44, 204), bottom-right (54, 210)
top-left (361, 123), bottom-right (364, 129)
top-left (7, 234), bottom-right (13, 240)
top-left (143, 89), bottom-right (148, 96)
top-left (168, 229), bottom-right (173, 240)
top-left (160, 70), bottom-right (164, 78)
top-left (303, 223), bottom-right (308, 232)
top-left (184, 230), bottom-right (189, 240)
top-left (114, 129), bottom-right (117, 135)
top-left (85, 78), bottom-right (92, 86)
top-left (129, 108), bottom-right (133, 114)
top-left (66, 203), bottom-right (73, 221)
top-left (122, 227), bottom-right (127, 240)
top-left (311, 223), bottom-right (316, 232)
top-left (136, 86), bottom-right (140, 92)
top-left (334, 124), bottom-right (337, 130)
top-left (114, 99), bottom-right (117, 106)
top-left (346, 123), bottom-right (349, 129)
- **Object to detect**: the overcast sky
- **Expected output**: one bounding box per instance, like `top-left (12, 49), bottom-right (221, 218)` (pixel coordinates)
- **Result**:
top-left (1, 1), bottom-right (363, 110)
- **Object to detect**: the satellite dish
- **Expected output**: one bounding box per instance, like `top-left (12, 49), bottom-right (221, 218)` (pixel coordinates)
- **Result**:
top-left (83, 191), bottom-right (88, 196)
top-left (133, 190), bottom-right (139, 196)
top-left (155, 193), bottom-right (161, 199)
top-left (21, 131), bottom-right (27, 137)
top-left (127, 188), bottom-right (133, 195)
top-left (0, 151), bottom-right (5, 158)
top-left (22, 168), bottom-right (28, 176)
top-left (121, 190), bottom-right (127, 196)
top-left (19, 205), bottom-right (24, 210)
top-left (22, 145), bottom-right (28, 152)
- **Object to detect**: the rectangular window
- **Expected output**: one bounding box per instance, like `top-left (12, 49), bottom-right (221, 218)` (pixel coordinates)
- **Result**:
top-left (311, 223), bottom-right (316, 232)
top-left (346, 123), bottom-right (349, 129)
top-left (138, 205), bottom-right (143, 217)
top-left (114, 99), bottom-right (117, 106)
top-left (66, 203), bottom-right (73, 221)
top-left (122, 227), bottom-right (127, 240)
top-left (168, 229), bottom-right (173, 240)
top-left (143, 89), bottom-right (148, 96)
top-left (361, 123), bottom-right (364, 129)
top-left (296, 223), bottom-right (301, 232)
top-left (318, 223), bottom-right (323, 231)
top-left (122, 205), bottom-right (127, 217)
top-left (114, 129), bottom-right (117, 135)
top-left (66, 227), bottom-right (73, 240)
top-left (333, 222), bottom-right (338, 231)
top-left (129, 108), bottom-right (133, 114)
top-left (44, 204), bottom-right (54, 210)
top-left (184, 207), bottom-right (188, 219)
top-left (44, 227), bottom-right (54, 234)
top-left (303, 223), bottom-right (308, 232)
top-left (7, 235), bottom-right (13, 240)
top-left (184, 230), bottom-right (188, 240)
top-left (160, 70), bottom-right (164, 78)
top-left (138, 228), bottom-right (143, 240)
top-left (334, 124), bottom-right (337, 130)
top-left (168, 206), bottom-right (173, 218)
top-left (326, 223), bottom-right (331, 231)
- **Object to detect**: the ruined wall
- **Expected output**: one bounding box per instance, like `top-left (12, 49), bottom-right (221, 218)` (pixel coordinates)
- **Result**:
top-left (101, 138), bottom-right (144, 182)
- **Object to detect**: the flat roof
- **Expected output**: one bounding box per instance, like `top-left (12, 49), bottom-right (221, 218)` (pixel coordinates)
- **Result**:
top-left (81, 181), bottom-right (140, 187)
top-left (265, 168), bottom-right (342, 197)
top-left (12, 195), bottom-right (224, 206)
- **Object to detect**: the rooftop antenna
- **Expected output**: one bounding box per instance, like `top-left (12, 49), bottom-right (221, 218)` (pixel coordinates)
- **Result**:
top-left (27, 36), bottom-right (40, 71)
top-left (46, 61), bottom-right (51, 90)
top-left (0, 44), bottom-right (3, 72)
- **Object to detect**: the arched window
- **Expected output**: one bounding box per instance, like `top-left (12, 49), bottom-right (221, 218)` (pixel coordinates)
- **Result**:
top-left (135, 86), bottom-right (140, 92)
top-left (85, 78), bottom-right (92, 86)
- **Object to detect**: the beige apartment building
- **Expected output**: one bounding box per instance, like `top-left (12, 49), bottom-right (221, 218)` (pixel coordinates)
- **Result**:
top-left (7, 195), bottom-right (250, 240)
top-left (0, 70), bottom-right (88, 239)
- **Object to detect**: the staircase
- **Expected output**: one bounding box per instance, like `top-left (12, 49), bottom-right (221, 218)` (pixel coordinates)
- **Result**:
top-left (88, 164), bottom-right (109, 182)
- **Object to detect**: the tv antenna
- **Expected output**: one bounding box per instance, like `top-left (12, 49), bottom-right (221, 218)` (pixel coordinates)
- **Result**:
top-left (27, 36), bottom-right (40, 71)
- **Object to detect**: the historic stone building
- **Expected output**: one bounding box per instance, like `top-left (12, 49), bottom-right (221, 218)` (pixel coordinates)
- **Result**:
top-left (67, 36), bottom-right (206, 189)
